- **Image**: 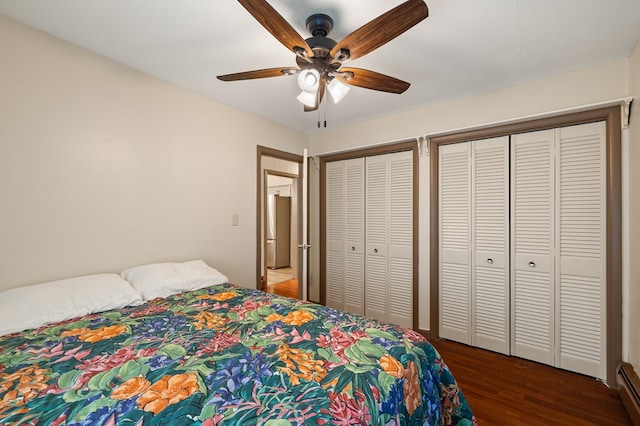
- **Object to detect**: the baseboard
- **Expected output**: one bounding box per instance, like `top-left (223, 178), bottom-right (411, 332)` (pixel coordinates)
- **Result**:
top-left (618, 362), bottom-right (640, 425)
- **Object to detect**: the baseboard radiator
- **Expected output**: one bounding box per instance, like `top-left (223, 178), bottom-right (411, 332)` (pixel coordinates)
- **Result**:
top-left (618, 362), bottom-right (640, 425)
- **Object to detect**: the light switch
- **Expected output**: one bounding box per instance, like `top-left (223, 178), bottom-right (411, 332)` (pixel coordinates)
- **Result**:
top-left (231, 214), bottom-right (239, 226)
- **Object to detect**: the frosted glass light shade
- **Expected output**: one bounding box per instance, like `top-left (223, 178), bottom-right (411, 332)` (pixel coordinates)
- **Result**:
top-left (327, 78), bottom-right (350, 103)
top-left (297, 68), bottom-right (320, 93)
top-left (297, 91), bottom-right (316, 107)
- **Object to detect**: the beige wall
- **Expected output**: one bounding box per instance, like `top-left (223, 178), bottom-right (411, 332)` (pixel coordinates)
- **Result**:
top-left (627, 41), bottom-right (640, 373)
top-left (308, 55), bottom-right (636, 368)
top-left (2, 9), bottom-right (638, 375)
top-left (0, 14), bottom-right (306, 290)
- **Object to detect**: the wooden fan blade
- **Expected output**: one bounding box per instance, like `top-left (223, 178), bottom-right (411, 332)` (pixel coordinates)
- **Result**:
top-left (304, 76), bottom-right (326, 112)
top-left (217, 67), bottom-right (298, 81)
top-left (330, 0), bottom-right (428, 61)
top-left (337, 67), bottom-right (410, 94)
top-left (238, 0), bottom-right (313, 57)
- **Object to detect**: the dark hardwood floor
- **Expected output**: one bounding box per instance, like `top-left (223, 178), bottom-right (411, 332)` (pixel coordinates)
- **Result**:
top-left (430, 339), bottom-right (632, 425)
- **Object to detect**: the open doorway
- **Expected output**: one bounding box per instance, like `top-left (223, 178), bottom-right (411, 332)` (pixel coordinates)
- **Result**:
top-left (256, 146), bottom-right (304, 300)
top-left (265, 172), bottom-right (298, 298)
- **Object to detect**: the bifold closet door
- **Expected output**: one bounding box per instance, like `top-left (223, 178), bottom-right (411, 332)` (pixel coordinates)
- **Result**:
top-left (344, 158), bottom-right (365, 315)
top-left (556, 121), bottom-right (606, 379)
top-left (511, 129), bottom-right (556, 366)
top-left (365, 151), bottom-right (413, 328)
top-left (325, 158), bottom-right (365, 314)
top-left (439, 138), bottom-right (509, 353)
top-left (325, 161), bottom-right (345, 310)
top-left (511, 122), bottom-right (606, 379)
top-left (439, 142), bottom-right (472, 343)
top-left (472, 137), bottom-right (510, 354)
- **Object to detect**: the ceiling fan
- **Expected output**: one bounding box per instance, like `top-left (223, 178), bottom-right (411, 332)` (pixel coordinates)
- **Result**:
top-left (217, 0), bottom-right (429, 112)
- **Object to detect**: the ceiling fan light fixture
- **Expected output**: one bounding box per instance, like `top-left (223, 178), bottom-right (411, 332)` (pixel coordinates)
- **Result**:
top-left (297, 90), bottom-right (317, 107)
top-left (327, 77), bottom-right (350, 103)
top-left (297, 68), bottom-right (320, 93)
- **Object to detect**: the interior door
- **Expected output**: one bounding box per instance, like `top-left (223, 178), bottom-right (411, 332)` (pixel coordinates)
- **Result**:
top-left (556, 121), bottom-right (606, 379)
top-left (510, 129), bottom-right (555, 366)
top-left (439, 142), bottom-right (472, 343)
top-left (300, 149), bottom-right (309, 301)
top-left (344, 157), bottom-right (365, 314)
top-left (325, 160), bottom-right (345, 309)
top-left (472, 136), bottom-right (510, 354)
top-left (364, 154), bottom-right (389, 322)
top-left (387, 151), bottom-right (413, 328)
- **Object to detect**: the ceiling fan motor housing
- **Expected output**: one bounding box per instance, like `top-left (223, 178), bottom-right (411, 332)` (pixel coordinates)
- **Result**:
top-left (303, 13), bottom-right (337, 59)
top-left (306, 13), bottom-right (333, 37)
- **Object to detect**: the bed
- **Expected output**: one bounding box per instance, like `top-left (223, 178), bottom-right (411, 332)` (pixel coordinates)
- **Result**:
top-left (0, 261), bottom-right (475, 425)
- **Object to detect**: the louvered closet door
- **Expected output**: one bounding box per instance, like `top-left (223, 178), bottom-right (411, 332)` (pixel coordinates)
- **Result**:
top-left (439, 142), bottom-right (472, 343)
top-left (472, 137), bottom-right (510, 354)
top-left (556, 122), bottom-right (606, 379)
top-left (343, 158), bottom-right (365, 315)
top-left (387, 151), bottom-right (413, 328)
top-left (325, 161), bottom-right (345, 310)
top-left (511, 130), bottom-right (555, 366)
top-left (364, 151), bottom-right (413, 326)
top-left (365, 154), bottom-right (390, 323)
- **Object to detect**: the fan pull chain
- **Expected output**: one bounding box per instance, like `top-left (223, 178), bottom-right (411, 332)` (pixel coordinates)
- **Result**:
top-left (324, 95), bottom-right (327, 128)
top-left (317, 92), bottom-right (328, 128)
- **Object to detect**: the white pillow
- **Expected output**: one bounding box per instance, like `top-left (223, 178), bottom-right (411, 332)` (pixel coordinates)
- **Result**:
top-left (120, 259), bottom-right (228, 300)
top-left (0, 273), bottom-right (143, 336)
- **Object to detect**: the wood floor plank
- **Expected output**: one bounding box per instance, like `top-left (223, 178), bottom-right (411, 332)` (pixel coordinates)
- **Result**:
top-left (430, 339), bottom-right (631, 425)
top-left (265, 278), bottom-right (298, 299)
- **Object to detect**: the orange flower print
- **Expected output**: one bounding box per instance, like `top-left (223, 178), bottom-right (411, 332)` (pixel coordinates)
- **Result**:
top-left (193, 311), bottom-right (227, 330)
top-left (136, 373), bottom-right (200, 415)
top-left (441, 383), bottom-right (461, 424)
top-left (403, 361), bottom-right (421, 416)
top-left (265, 313), bottom-right (285, 322)
top-left (111, 377), bottom-right (151, 400)
top-left (61, 324), bottom-right (128, 343)
top-left (0, 365), bottom-right (49, 416)
top-left (379, 355), bottom-right (405, 379)
top-left (282, 310), bottom-right (314, 326)
top-left (276, 343), bottom-right (325, 385)
top-left (210, 291), bottom-right (237, 301)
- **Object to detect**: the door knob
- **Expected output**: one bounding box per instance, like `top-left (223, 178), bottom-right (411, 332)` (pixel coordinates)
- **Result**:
top-left (487, 258), bottom-right (493, 264)
top-left (374, 248), bottom-right (378, 253)
top-left (529, 261), bottom-right (536, 267)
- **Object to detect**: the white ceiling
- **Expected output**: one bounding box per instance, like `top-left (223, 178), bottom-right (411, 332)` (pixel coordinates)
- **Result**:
top-left (1, 0), bottom-right (640, 134)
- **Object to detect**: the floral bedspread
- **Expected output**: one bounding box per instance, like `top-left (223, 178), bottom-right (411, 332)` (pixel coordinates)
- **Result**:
top-left (0, 283), bottom-right (475, 425)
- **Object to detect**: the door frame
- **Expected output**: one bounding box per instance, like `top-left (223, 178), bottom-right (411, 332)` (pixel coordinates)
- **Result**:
top-left (429, 105), bottom-right (622, 384)
top-left (256, 146), bottom-right (304, 294)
